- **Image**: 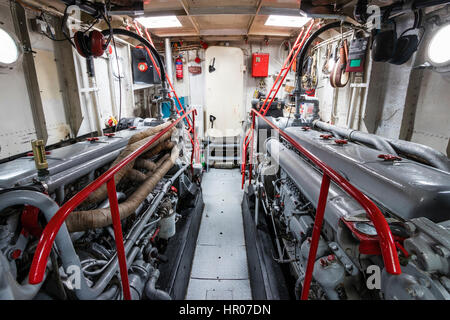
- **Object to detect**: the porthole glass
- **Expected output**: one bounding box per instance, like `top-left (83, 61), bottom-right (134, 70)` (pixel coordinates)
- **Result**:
top-left (427, 24), bottom-right (450, 67)
top-left (0, 28), bottom-right (20, 66)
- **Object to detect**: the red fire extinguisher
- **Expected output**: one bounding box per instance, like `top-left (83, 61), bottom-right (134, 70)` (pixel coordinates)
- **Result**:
top-left (175, 56), bottom-right (183, 80)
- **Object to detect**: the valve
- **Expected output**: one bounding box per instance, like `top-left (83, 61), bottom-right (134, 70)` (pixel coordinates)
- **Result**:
top-left (320, 134), bottom-right (333, 140)
top-left (104, 133), bottom-right (115, 138)
top-left (86, 137), bottom-right (99, 142)
top-left (334, 139), bottom-right (348, 145)
top-left (378, 154), bottom-right (402, 161)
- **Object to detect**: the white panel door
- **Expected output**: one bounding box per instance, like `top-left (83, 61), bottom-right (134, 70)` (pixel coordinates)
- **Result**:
top-left (204, 46), bottom-right (244, 137)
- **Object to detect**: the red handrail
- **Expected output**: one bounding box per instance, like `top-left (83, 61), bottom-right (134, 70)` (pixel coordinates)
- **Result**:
top-left (28, 109), bottom-right (196, 300)
top-left (243, 108), bottom-right (401, 299)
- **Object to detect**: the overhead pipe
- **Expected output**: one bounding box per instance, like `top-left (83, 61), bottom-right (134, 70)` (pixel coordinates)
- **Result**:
top-left (164, 38), bottom-right (174, 85)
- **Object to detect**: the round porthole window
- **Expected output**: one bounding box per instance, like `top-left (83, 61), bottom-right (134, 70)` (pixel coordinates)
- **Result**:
top-left (426, 24), bottom-right (450, 68)
top-left (0, 28), bottom-right (21, 69)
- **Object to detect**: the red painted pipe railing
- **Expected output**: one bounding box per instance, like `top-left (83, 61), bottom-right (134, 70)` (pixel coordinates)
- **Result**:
top-left (242, 108), bottom-right (401, 299)
top-left (132, 22), bottom-right (200, 163)
top-left (28, 109), bottom-right (197, 300)
top-left (260, 20), bottom-right (315, 116)
top-left (241, 21), bottom-right (314, 184)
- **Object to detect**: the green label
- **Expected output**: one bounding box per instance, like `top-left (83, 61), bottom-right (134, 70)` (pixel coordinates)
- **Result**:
top-left (350, 59), bottom-right (361, 67)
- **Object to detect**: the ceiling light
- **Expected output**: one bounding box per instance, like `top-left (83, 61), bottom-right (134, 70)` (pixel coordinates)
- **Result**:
top-left (265, 15), bottom-right (311, 28)
top-left (426, 24), bottom-right (450, 67)
top-left (0, 28), bottom-right (20, 67)
top-left (136, 16), bottom-right (182, 29)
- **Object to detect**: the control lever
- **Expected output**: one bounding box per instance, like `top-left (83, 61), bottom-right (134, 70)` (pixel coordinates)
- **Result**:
top-left (209, 115), bottom-right (217, 129)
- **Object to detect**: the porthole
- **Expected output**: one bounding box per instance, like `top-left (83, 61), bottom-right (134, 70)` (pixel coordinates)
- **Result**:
top-left (426, 24), bottom-right (450, 68)
top-left (0, 27), bottom-right (21, 70)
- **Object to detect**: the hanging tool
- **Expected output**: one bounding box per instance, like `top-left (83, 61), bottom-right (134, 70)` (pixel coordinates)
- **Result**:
top-left (330, 39), bottom-right (350, 88)
top-left (209, 57), bottom-right (216, 73)
top-left (209, 115), bottom-right (217, 128)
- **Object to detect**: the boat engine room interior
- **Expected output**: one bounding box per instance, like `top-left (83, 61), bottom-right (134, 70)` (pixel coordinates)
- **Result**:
top-left (0, 0), bottom-right (450, 304)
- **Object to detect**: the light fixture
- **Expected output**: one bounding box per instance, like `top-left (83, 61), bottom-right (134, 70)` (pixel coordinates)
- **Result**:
top-left (0, 28), bottom-right (21, 68)
top-left (136, 16), bottom-right (182, 29)
top-left (426, 24), bottom-right (450, 67)
top-left (265, 15), bottom-right (311, 28)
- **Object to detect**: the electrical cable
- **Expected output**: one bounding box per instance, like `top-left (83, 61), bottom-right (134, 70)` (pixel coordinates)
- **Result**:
top-left (102, 2), bottom-right (122, 132)
top-left (40, 11), bottom-right (98, 42)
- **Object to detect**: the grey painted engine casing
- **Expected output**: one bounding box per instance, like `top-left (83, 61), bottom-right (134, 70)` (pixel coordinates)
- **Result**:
top-left (0, 127), bottom-right (145, 190)
top-left (283, 127), bottom-right (450, 223)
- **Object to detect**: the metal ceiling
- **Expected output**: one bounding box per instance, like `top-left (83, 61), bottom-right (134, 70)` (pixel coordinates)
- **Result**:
top-left (19, 0), bottom-right (355, 42)
top-left (140, 0), bottom-right (306, 40)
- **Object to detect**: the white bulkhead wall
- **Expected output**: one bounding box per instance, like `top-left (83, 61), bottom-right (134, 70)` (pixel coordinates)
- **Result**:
top-left (0, 1), bottom-right (37, 159)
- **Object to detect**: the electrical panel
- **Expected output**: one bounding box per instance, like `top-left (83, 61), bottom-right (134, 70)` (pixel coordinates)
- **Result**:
top-left (252, 53), bottom-right (269, 77)
top-left (346, 37), bottom-right (369, 73)
top-left (131, 47), bottom-right (161, 85)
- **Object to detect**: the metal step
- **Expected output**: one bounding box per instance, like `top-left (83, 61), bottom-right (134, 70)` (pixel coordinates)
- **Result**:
top-left (209, 143), bottom-right (239, 149)
top-left (208, 156), bottom-right (239, 161)
top-left (206, 135), bottom-right (241, 172)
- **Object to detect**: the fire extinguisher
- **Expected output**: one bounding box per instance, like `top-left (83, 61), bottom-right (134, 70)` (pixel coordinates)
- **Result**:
top-left (175, 55), bottom-right (183, 80)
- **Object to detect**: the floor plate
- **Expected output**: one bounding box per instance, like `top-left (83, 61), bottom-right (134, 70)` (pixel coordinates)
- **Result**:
top-left (186, 169), bottom-right (252, 300)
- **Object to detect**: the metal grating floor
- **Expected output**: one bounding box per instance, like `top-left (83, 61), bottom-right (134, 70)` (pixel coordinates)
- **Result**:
top-left (185, 169), bottom-right (252, 300)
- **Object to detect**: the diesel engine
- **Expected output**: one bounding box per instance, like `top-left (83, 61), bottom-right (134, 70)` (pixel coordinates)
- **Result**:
top-left (0, 119), bottom-right (201, 300)
top-left (247, 112), bottom-right (450, 300)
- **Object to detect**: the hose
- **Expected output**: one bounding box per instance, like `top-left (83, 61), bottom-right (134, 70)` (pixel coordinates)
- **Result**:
top-left (66, 145), bottom-right (179, 232)
top-left (313, 120), bottom-right (398, 155)
top-left (144, 269), bottom-right (172, 300)
top-left (313, 120), bottom-right (450, 172)
top-left (101, 28), bottom-right (167, 90)
top-left (81, 127), bottom-right (176, 205)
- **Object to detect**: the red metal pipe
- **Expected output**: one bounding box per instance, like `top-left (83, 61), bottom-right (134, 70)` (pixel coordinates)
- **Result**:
top-left (261, 21), bottom-right (315, 116)
top-left (248, 112), bottom-right (256, 185)
top-left (250, 108), bottom-right (401, 277)
top-left (258, 29), bottom-right (305, 114)
top-left (191, 109), bottom-right (196, 175)
top-left (137, 23), bottom-right (195, 131)
top-left (29, 109), bottom-right (195, 285)
top-left (133, 22), bottom-right (195, 133)
top-left (241, 20), bottom-right (315, 171)
top-left (107, 178), bottom-right (131, 300)
top-left (301, 174), bottom-right (330, 300)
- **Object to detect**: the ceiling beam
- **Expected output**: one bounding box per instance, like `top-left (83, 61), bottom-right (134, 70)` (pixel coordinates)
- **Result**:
top-left (246, 0), bottom-right (263, 36)
top-left (258, 7), bottom-right (302, 16)
top-left (142, 6), bottom-right (302, 17)
top-left (141, 9), bottom-right (187, 17)
top-left (178, 0), bottom-right (200, 35)
top-left (199, 29), bottom-right (248, 36)
top-left (188, 6), bottom-right (255, 15)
